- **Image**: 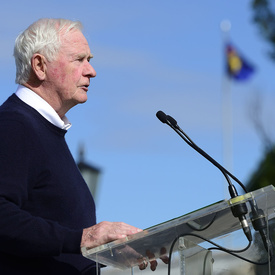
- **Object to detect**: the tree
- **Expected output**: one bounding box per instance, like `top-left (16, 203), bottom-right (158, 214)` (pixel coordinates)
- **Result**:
top-left (243, 4), bottom-right (275, 273)
top-left (252, 0), bottom-right (275, 60)
top-left (246, 0), bottom-right (275, 192)
top-left (246, 145), bottom-right (275, 191)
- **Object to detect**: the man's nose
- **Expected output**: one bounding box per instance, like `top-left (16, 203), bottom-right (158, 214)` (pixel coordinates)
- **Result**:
top-left (85, 62), bottom-right (97, 78)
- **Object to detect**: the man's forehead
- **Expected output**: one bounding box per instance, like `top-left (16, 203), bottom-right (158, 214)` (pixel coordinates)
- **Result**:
top-left (61, 29), bottom-right (89, 47)
top-left (60, 31), bottom-right (92, 57)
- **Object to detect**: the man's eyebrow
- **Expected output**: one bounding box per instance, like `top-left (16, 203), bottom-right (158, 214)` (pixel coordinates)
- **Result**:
top-left (74, 53), bottom-right (94, 59)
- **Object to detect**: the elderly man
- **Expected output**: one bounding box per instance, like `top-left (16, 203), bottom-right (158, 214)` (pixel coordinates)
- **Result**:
top-left (0, 18), bottom-right (142, 274)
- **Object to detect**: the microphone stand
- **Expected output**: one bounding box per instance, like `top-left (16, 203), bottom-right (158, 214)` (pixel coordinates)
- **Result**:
top-left (156, 110), bottom-right (273, 256)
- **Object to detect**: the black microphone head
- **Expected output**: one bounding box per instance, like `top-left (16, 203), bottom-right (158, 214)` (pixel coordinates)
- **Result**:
top-left (156, 110), bottom-right (168, 124)
top-left (166, 115), bottom-right (178, 128)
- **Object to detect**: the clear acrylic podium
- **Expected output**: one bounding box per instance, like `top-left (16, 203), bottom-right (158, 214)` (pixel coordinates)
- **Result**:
top-left (82, 186), bottom-right (275, 274)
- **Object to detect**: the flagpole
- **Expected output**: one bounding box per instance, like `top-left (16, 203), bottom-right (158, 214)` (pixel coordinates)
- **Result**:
top-left (220, 20), bottom-right (233, 199)
top-left (219, 20), bottom-right (235, 251)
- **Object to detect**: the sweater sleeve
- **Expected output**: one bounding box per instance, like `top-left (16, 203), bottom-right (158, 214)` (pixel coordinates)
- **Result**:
top-left (0, 118), bottom-right (82, 257)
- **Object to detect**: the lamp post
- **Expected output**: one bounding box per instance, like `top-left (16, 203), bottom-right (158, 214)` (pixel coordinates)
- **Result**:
top-left (77, 145), bottom-right (101, 203)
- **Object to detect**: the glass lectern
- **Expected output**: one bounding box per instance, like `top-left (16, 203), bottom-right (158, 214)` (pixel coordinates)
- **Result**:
top-left (82, 186), bottom-right (275, 274)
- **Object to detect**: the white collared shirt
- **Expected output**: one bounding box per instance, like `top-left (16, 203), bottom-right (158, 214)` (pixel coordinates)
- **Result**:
top-left (15, 85), bottom-right (72, 130)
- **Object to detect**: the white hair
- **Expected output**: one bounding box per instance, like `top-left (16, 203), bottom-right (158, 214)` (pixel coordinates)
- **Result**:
top-left (13, 18), bottom-right (83, 84)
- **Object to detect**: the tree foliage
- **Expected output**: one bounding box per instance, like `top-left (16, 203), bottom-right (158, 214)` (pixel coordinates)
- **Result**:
top-left (246, 146), bottom-right (275, 191)
top-left (246, 1), bottom-right (275, 192)
top-left (252, 0), bottom-right (275, 60)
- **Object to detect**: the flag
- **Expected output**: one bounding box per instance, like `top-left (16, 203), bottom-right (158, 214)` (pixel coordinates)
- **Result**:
top-left (226, 43), bottom-right (255, 81)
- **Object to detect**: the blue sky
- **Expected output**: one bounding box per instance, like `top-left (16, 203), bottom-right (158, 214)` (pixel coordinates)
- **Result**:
top-left (1, 1), bottom-right (275, 230)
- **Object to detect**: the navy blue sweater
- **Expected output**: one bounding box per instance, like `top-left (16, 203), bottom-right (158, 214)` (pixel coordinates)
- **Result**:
top-left (0, 94), bottom-right (97, 274)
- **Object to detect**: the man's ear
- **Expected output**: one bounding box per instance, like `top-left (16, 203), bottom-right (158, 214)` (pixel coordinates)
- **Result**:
top-left (31, 54), bottom-right (47, 81)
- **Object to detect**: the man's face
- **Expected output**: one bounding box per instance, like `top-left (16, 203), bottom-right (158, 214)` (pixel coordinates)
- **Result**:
top-left (45, 29), bottom-right (96, 112)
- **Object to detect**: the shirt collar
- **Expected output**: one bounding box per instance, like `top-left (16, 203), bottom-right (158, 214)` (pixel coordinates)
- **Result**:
top-left (15, 85), bottom-right (72, 130)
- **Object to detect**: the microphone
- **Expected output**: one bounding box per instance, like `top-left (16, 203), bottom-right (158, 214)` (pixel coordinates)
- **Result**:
top-left (156, 110), bottom-right (167, 124)
top-left (160, 110), bottom-right (273, 255)
top-left (156, 110), bottom-right (253, 242)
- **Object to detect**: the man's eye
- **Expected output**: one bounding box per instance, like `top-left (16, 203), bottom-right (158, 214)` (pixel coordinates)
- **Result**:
top-left (77, 57), bottom-right (91, 63)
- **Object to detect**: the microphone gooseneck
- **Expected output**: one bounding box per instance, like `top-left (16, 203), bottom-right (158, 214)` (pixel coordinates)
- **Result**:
top-left (158, 110), bottom-right (274, 256)
top-left (156, 110), bottom-right (255, 243)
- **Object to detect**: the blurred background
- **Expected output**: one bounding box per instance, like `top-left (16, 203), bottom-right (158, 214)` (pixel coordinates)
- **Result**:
top-left (1, 0), bottom-right (275, 231)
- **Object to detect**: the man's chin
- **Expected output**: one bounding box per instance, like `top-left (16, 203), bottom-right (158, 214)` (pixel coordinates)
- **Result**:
top-left (76, 92), bottom-right (88, 104)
